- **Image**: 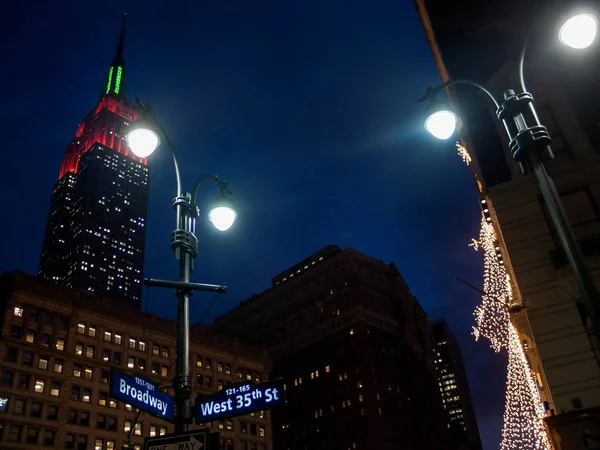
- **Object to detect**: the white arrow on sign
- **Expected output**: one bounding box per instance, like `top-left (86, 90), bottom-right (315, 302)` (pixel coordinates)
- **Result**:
top-left (148, 436), bottom-right (203, 450)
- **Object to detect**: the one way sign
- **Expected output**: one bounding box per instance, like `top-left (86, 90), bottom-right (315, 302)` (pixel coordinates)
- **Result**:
top-left (144, 430), bottom-right (209, 450)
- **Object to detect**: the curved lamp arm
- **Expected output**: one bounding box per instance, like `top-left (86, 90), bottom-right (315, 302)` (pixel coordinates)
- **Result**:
top-left (192, 174), bottom-right (232, 206)
top-left (419, 79), bottom-right (501, 110)
top-left (134, 98), bottom-right (183, 197)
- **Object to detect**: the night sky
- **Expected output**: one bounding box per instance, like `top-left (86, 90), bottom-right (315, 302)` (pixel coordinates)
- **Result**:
top-left (2, 1), bottom-right (506, 448)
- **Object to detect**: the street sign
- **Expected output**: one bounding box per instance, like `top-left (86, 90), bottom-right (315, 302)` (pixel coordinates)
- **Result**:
top-left (144, 429), bottom-right (209, 450)
top-left (110, 368), bottom-right (174, 422)
top-left (195, 378), bottom-right (285, 423)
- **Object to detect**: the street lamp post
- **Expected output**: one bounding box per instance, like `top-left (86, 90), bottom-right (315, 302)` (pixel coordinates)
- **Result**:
top-left (126, 99), bottom-right (237, 432)
top-left (419, 12), bottom-right (600, 333)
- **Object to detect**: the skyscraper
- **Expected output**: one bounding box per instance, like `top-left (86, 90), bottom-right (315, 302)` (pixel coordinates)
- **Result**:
top-left (214, 245), bottom-right (450, 450)
top-left (432, 321), bottom-right (482, 450)
top-left (39, 15), bottom-right (148, 309)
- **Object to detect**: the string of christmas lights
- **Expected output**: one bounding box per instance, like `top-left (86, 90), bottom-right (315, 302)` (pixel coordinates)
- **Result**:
top-left (457, 143), bottom-right (551, 450)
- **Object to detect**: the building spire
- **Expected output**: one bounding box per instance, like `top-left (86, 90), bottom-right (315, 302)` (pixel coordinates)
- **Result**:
top-left (105, 13), bottom-right (127, 97)
top-left (116, 13), bottom-right (127, 62)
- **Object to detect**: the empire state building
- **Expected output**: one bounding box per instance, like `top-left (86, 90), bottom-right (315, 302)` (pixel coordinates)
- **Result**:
top-left (39, 16), bottom-right (148, 308)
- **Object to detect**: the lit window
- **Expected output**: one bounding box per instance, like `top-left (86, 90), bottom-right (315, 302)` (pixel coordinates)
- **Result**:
top-left (53, 359), bottom-right (64, 373)
top-left (138, 341), bottom-right (146, 351)
top-left (77, 323), bottom-right (85, 334)
top-left (104, 330), bottom-right (112, 341)
top-left (217, 362), bottom-right (223, 373)
top-left (38, 356), bottom-right (49, 370)
top-left (56, 338), bottom-right (65, 351)
top-left (75, 344), bottom-right (83, 356)
top-left (86, 346), bottom-right (95, 358)
top-left (84, 367), bottom-right (93, 380)
top-left (35, 378), bottom-right (45, 393)
top-left (50, 382), bottom-right (61, 396)
top-left (129, 338), bottom-right (136, 349)
top-left (196, 358), bottom-right (203, 368)
top-left (161, 347), bottom-right (169, 358)
top-left (134, 422), bottom-right (142, 436)
top-left (88, 326), bottom-right (96, 338)
top-left (26, 329), bottom-right (35, 343)
top-left (128, 357), bottom-right (135, 369)
top-left (114, 334), bottom-right (122, 344)
top-left (125, 404), bottom-right (132, 411)
top-left (13, 306), bottom-right (23, 317)
top-left (159, 427), bottom-right (167, 436)
top-left (161, 366), bottom-right (168, 377)
top-left (152, 344), bottom-right (160, 356)
top-left (325, 365), bottom-right (330, 373)
top-left (124, 420), bottom-right (131, 433)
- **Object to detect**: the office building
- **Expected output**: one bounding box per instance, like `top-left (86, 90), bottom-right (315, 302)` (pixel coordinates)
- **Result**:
top-left (39, 16), bottom-right (148, 308)
top-left (432, 321), bottom-right (482, 450)
top-left (214, 245), bottom-right (449, 450)
top-left (414, 1), bottom-right (600, 448)
top-left (0, 271), bottom-right (272, 450)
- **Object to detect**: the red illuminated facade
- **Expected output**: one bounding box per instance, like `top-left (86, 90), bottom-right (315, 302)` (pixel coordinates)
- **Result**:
top-left (58, 97), bottom-right (144, 180)
top-left (39, 16), bottom-right (149, 309)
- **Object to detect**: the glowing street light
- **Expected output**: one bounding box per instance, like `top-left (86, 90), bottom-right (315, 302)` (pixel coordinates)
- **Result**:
top-left (559, 13), bottom-right (597, 49)
top-left (125, 98), bottom-right (237, 433)
top-left (424, 108), bottom-right (457, 140)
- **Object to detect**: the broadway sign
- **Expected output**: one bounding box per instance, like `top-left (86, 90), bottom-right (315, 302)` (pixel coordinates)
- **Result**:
top-left (110, 369), bottom-right (174, 422)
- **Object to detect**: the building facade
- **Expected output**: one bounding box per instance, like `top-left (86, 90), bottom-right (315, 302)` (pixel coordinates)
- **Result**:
top-left (432, 321), bottom-right (482, 450)
top-left (0, 271), bottom-right (273, 450)
top-left (414, 0), bottom-right (600, 448)
top-left (214, 245), bottom-right (449, 450)
top-left (39, 16), bottom-right (148, 308)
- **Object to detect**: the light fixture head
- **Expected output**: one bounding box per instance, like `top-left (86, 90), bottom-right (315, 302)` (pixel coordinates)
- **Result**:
top-left (126, 117), bottom-right (161, 158)
top-left (424, 100), bottom-right (458, 140)
top-left (208, 193), bottom-right (237, 231)
top-left (559, 12), bottom-right (598, 49)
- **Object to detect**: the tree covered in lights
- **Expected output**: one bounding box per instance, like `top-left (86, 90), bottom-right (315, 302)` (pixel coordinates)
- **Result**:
top-left (458, 143), bottom-right (551, 450)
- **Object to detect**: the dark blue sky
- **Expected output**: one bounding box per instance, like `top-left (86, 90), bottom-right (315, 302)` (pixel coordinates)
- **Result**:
top-left (2, 0), bottom-right (506, 448)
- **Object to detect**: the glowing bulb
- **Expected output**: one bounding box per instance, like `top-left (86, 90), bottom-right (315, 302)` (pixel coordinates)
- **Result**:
top-left (209, 206), bottom-right (237, 231)
top-left (425, 110), bottom-right (457, 140)
top-left (126, 128), bottom-right (160, 157)
top-left (559, 13), bottom-right (597, 49)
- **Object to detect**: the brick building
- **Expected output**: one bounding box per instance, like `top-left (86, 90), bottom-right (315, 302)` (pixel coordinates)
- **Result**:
top-left (214, 245), bottom-right (449, 450)
top-left (0, 271), bottom-right (272, 450)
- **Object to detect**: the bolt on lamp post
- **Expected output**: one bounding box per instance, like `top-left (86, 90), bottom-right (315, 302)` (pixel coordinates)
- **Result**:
top-left (126, 98), bottom-right (237, 432)
top-left (418, 11), bottom-right (600, 332)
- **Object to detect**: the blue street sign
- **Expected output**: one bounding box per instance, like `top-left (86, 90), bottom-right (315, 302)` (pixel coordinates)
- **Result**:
top-left (195, 379), bottom-right (285, 423)
top-left (110, 369), bottom-right (174, 422)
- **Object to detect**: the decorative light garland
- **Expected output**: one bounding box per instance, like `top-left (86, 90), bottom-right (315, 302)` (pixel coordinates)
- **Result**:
top-left (458, 143), bottom-right (551, 450)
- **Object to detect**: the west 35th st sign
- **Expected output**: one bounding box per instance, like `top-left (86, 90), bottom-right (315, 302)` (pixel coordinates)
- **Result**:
top-left (195, 379), bottom-right (285, 423)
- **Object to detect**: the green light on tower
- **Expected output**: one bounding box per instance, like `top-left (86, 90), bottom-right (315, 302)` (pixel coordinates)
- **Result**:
top-left (114, 66), bottom-right (123, 95)
top-left (105, 67), bottom-right (114, 94)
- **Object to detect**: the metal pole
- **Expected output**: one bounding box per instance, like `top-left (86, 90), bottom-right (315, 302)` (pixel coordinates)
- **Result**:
top-left (529, 150), bottom-right (600, 336)
top-left (175, 253), bottom-right (192, 432)
top-left (172, 194), bottom-right (198, 433)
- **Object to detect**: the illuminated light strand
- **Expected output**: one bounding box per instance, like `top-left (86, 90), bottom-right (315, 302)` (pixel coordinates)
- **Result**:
top-left (503, 323), bottom-right (551, 450)
top-left (460, 142), bottom-right (550, 450)
top-left (456, 142), bottom-right (472, 165)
